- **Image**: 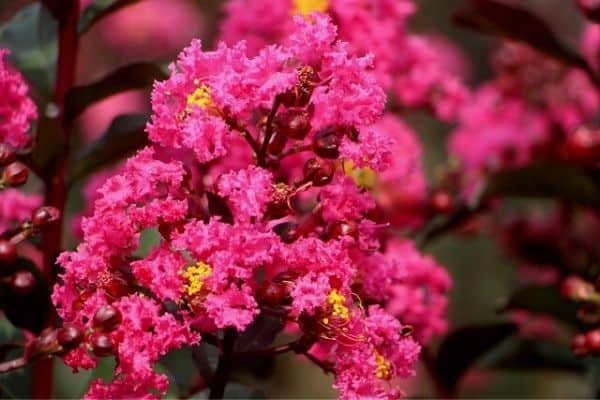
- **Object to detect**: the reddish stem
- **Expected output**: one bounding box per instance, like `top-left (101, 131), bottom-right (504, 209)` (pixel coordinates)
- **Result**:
top-left (34, 1), bottom-right (80, 398)
top-left (0, 357), bottom-right (27, 374)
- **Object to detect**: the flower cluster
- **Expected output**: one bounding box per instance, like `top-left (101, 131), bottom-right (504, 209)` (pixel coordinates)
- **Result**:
top-left (55, 15), bottom-right (435, 399)
top-left (448, 40), bottom-right (600, 196)
top-left (219, 0), bottom-right (469, 121)
top-left (0, 50), bottom-right (37, 149)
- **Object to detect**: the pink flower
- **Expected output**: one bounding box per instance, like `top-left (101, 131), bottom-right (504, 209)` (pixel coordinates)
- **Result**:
top-left (59, 14), bottom-right (421, 398)
top-left (0, 49), bottom-right (37, 149)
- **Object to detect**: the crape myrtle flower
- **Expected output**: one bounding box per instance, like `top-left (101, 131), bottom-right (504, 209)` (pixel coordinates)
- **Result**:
top-left (219, 0), bottom-right (469, 121)
top-left (0, 49), bottom-right (37, 149)
top-left (55, 15), bottom-right (434, 398)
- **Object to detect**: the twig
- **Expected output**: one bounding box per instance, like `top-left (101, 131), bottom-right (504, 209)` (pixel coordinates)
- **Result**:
top-left (257, 99), bottom-right (281, 167)
top-left (208, 329), bottom-right (237, 399)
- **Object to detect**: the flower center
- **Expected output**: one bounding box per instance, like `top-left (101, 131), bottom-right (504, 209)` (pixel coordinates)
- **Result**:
top-left (292, 0), bottom-right (329, 16)
top-left (374, 351), bottom-right (392, 380)
top-left (343, 160), bottom-right (377, 189)
top-left (324, 289), bottom-right (349, 323)
top-left (183, 261), bottom-right (212, 296)
top-left (186, 84), bottom-right (213, 110)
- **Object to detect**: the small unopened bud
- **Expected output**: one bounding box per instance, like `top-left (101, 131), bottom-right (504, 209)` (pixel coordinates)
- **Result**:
top-left (276, 109), bottom-right (312, 140)
top-left (0, 144), bottom-right (16, 166)
top-left (312, 126), bottom-right (342, 159)
top-left (267, 132), bottom-right (288, 155)
top-left (93, 305), bottom-right (122, 332)
top-left (561, 275), bottom-right (597, 302)
top-left (429, 190), bottom-right (454, 214)
top-left (256, 281), bottom-right (287, 307)
top-left (567, 125), bottom-right (600, 166)
top-left (91, 334), bottom-right (114, 357)
top-left (57, 324), bottom-right (84, 351)
top-left (273, 222), bottom-right (299, 244)
top-left (11, 270), bottom-right (35, 296)
top-left (327, 220), bottom-right (359, 240)
top-left (0, 239), bottom-right (17, 267)
top-left (303, 158), bottom-right (333, 186)
top-left (586, 329), bottom-right (600, 353)
top-left (572, 334), bottom-right (588, 357)
top-left (2, 162), bottom-right (28, 187)
top-left (31, 206), bottom-right (60, 229)
top-left (577, 0), bottom-right (600, 22)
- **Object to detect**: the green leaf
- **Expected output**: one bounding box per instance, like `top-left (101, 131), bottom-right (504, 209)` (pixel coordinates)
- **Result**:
top-left (482, 162), bottom-right (600, 208)
top-left (69, 113), bottom-right (149, 184)
top-left (454, 0), bottom-right (593, 75)
top-left (0, 3), bottom-right (57, 97)
top-left (481, 337), bottom-right (585, 372)
top-left (434, 322), bottom-right (517, 394)
top-left (78, 0), bottom-right (143, 35)
top-left (501, 285), bottom-right (582, 327)
top-left (65, 62), bottom-right (166, 120)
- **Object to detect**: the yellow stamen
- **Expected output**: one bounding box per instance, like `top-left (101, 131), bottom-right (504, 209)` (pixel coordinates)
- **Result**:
top-left (343, 160), bottom-right (377, 189)
top-left (186, 84), bottom-right (213, 110)
top-left (183, 261), bottom-right (212, 296)
top-left (375, 351), bottom-right (392, 380)
top-left (327, 289), bottom-right (349, 320)
top-left (292, 0), bottom-right (329, 16)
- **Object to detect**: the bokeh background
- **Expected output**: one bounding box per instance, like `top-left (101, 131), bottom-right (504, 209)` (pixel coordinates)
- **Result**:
top-left (0, 0), bottom-right (594, 398)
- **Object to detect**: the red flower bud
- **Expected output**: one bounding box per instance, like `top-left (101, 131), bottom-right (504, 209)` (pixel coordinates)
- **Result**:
top-left (275, 109), bottom-right (312, 140)
top-left (273, 222), bottom-right (299, 244)
top-left (571, 334), bottom-right (588, 357)
top-left (0, 239), bottom-right (17, 267)
top-left (312, 126), bottom-right (342, 159)
top-left (57, 324), bottom-right (84, 351)
top-left (10, 270), bottom-right (35, 296)
top-left (567, 126), bottom-right (600, 166)
top-left (93, 305), bottom-right (123, 333)
top-left (586, 329), bottom-right (600, 353)
top-left (2, 162), bottom-right (28, 187)
top-left (429, 190), bottom-right (454, 215)
top-left (303, 158), bottom-right (333, 186)
top-left (327, 220), bottom-right (359, 240)
top-left (561, 275), bottom-right (596, 301)
top-left (31, 206), bottom-right (61, 229)
top-left (0, 143), bottom-right (16, 166)
top-left (92, 334), bottom-right (114, 357)
top-left (256, 281), bottom-right (287, 306)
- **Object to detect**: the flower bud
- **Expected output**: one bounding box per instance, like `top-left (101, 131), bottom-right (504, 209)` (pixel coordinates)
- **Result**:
top-left (571, 334), bottom-right (588, 357)
top-left (567, 125), bottom-right (600, 166)
top-left (27, 329), bottom-right (60, 360)
top-left (0, 239), bottom-right (17, 267)
top-left (312, 126), bottom-right (342, 159)
top-left (561, 275), bottom-right (596, 302)
top-left (57, 324), bottom-right (84, 351)
top-left (303, 158), bottom-right (333, 186)
top-left (586, 329), bottom-right (600, 353)
top-left (92, 334), bottom-right (114, 357)
top-left (93, 305), bottom-right (123, 332)
top-left (0, 143), bottom-right (16, 166)
top-left (267, 132), bottom-right (288, 155)
top-left (10, 270), bottom-right (35, 296)
top-left (429, 190), bottom-right (454, 214)
top-left (577, 0), bottom-right (600, 22)
top-left (327, 220), bottom-right (359, 240)
top-left (31, 206), bottom-right (61, 229)
top-left (273, 222), bottom-right (299, 244)
top-left (256, 281), bottom-right (287, 306)
top-left (275, 109), bottom-right (311, 140)
top-left (2, 162), bottom-right (28, 187)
